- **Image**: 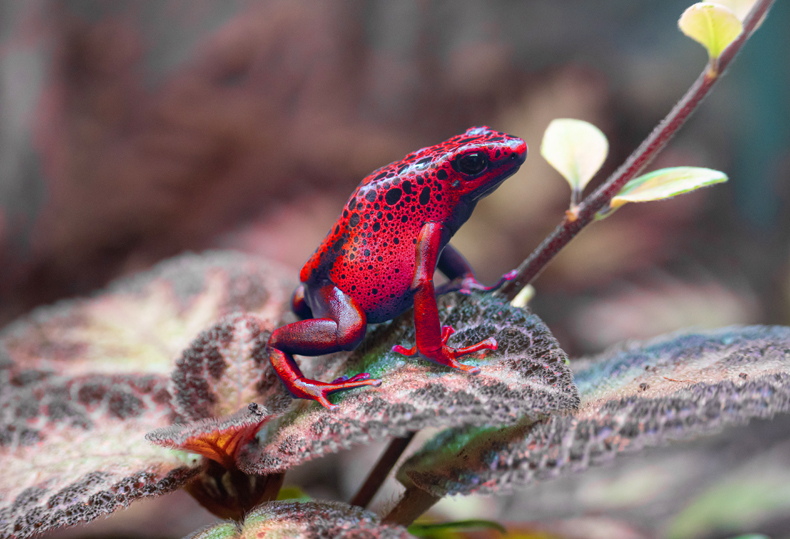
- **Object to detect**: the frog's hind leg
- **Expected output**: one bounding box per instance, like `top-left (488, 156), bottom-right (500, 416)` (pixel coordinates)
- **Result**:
top-left (267, 284), bottom-right (381, 410)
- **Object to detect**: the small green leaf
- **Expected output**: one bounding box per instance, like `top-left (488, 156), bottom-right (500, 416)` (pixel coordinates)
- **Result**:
top-left (610, 166), bottom-right (727, 209)
top-left (409, 519), bottom-right (507, 536)
top-left (277, 485), bottom-right (312, 501)
top-left (679, 3), bottom-right (743, 62)
top-left (541, 119), bottom-right (608, 197)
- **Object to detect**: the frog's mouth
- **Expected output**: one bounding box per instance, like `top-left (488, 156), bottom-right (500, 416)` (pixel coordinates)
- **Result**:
top-left (466, 144), bottom-right (526, 200)
top-left (471, 162), bottom-right (522, 201)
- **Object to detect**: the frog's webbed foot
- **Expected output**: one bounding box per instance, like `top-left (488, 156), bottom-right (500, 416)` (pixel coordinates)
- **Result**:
top-left (287, 374), bottom-right (382, 411)
top-left (392, 325), bottom-right (495, 374)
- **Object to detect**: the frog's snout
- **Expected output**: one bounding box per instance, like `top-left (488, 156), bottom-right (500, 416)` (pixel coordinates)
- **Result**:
top-left (509, 139), bottom-right (528, 165)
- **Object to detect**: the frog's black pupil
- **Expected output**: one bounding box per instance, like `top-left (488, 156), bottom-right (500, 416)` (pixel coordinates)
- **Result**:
top-left (456, 152), bottom-right (488, 175)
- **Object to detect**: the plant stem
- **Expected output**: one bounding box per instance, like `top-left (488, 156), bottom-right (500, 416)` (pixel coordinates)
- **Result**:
top-left (382, 485), bottom-right (441, 528)
top-left (351, 433), bottom-right (415, 508)
top-left (497, 0), bottom-right (775, 301)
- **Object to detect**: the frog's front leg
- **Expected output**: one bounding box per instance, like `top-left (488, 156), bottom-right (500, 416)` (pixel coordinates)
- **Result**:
top-left (267, 284), bottom-right (381, 410)
top-left (392, 222), bottom-right (496, 373)
top-left (434, 244), bottom-right (516, 296)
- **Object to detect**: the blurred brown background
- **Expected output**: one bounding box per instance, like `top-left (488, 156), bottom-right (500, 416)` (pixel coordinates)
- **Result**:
top-left (1, 0), bottom-right (789, 356)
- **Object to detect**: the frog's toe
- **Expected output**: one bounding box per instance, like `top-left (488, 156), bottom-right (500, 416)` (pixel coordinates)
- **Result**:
top-left (455, 362), bottom-right (481, 375)
top-left (392, 344), bottom-right (418, 356)
top-left (332, 372), bottom-right (372, 384)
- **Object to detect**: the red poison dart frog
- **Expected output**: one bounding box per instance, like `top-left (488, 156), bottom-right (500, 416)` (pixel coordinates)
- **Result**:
top-left (267, 127), bottom-right (527, 409)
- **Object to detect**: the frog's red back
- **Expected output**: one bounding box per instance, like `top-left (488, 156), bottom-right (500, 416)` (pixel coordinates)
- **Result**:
top-left (300, 126), bottom-right (526, 323)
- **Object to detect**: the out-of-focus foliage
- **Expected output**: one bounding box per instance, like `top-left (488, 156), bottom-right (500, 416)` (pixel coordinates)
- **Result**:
top-left (185, 501), bottom-right (412, 539)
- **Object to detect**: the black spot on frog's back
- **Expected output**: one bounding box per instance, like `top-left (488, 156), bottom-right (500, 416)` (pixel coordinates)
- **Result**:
top-left (419, 186), bottom-right (430, 205)
top-left (385, 188), bottom-right (403, 205)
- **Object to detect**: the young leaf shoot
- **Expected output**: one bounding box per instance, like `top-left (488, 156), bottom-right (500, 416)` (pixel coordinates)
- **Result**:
top-left (540, 118), bottom-right (609, 209)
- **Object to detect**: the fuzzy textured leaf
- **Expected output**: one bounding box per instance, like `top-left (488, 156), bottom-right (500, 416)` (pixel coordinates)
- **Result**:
top-left (186, 500), bottom-right (412, 539)
top-left (0, 370), bottom-right (200, 538)
top-left (610, 167), bottom-right (727, 209)
top-left (169, 313), bottom-right (276, 422)
top-left (0, 251), bottom-right (294, 537)
top-left (400, 326), bottom-right (790, 497)
top-left (491, 414), bottom-right (790, 535)
top-left (240, 293), bottom-right (579, 474)
top-left (541, 118), bottom-right (608, 194)
top-left (0, 251), bottom-right (294, 378)
top-left (679, 3), bottom-right (743, 61)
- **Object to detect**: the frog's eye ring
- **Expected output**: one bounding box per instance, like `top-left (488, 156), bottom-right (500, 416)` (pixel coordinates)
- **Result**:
top-left (453, 152), bottom-right (489, 176)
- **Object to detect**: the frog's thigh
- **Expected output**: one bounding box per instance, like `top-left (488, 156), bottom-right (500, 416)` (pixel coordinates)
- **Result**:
top-left (306, 284), bottom-right (366, 351)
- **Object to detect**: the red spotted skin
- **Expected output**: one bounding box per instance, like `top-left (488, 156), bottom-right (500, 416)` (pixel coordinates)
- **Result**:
top-left (267, 126), bottom-right (527, 410)
top-left (301, 126), bottom-right (527, 323)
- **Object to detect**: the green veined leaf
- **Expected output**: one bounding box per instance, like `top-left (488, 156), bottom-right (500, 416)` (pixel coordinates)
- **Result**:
top-left (541, 119), bottom-right (608, 198)
top-left (610, 166), bottom-right (727, 209)
top-left (679, 3), bottom-right (743, 62)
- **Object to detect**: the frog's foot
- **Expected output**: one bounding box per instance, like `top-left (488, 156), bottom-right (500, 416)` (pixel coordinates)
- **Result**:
top-left (436, 270), bottom-right (517, 296)
top-left (290, 376), bottom-right (381, 410)
top-left (392, 325), bottom-right (496, 374)
top-left (458, 270), bottom-right (517, 295)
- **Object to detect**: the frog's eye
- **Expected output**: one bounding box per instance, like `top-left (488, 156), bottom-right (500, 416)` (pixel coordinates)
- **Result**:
top-left (453, 152), bottom-right (489, 176)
